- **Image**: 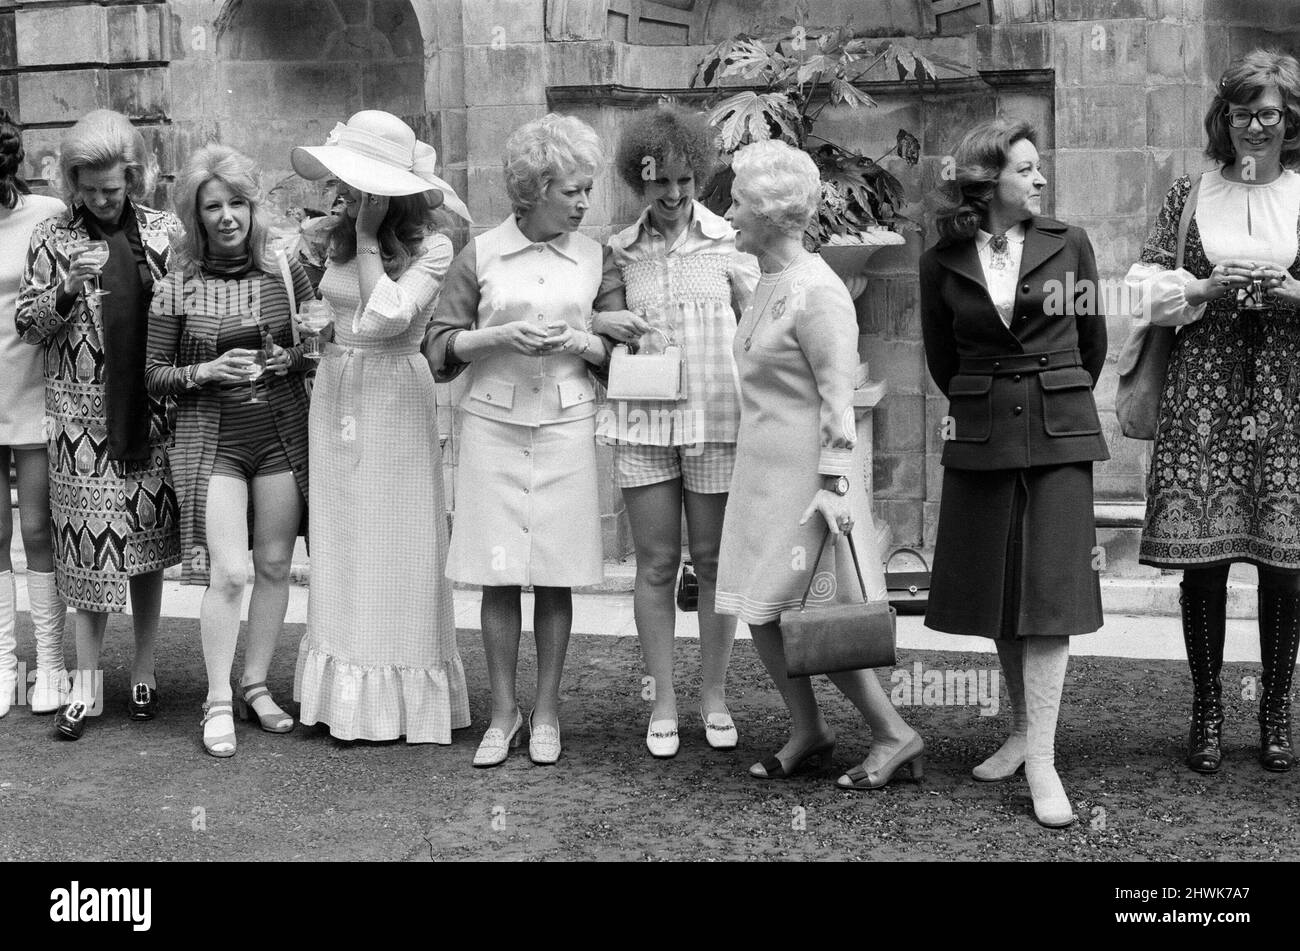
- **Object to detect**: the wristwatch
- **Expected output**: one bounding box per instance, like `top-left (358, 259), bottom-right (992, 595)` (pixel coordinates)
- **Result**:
top-left (827, 475), bottom-right (850, 496)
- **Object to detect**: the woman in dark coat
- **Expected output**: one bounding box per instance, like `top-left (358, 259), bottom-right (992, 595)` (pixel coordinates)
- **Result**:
top-left (919, 118), bottom-right (1108, 827)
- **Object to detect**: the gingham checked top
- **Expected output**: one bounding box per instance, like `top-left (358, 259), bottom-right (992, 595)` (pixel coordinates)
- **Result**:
top-left (604, 201), bottom-right (759, 445)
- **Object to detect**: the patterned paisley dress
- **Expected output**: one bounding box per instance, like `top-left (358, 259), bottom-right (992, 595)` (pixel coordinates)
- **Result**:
top-left (1140, 172), bottom-right (1300, 568)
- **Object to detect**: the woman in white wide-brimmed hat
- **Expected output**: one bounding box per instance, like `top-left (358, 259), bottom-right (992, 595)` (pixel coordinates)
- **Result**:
top-left (289, 110), bottom-right (472, 744)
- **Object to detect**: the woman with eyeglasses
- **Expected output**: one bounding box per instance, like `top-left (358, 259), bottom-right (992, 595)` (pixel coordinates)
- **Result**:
top-left (1125, 49), bottom-right (1300, 774)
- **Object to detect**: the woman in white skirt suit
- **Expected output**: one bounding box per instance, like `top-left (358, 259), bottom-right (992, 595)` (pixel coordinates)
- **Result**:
top-left (425, 114), bottom-right (623, 767)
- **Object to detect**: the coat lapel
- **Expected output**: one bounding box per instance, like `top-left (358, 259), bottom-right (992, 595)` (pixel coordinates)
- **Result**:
top-left (934, 236), bottom-right (1021, 345)
top-left (1018, 217), bottom-right (1066, 282)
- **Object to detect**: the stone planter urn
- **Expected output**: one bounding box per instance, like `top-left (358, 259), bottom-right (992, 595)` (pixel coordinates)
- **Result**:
top-left (819, 229), bottom-right (907, 298)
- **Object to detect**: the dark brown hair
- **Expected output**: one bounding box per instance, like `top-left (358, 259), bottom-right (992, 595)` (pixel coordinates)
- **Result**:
top-left (328, 193), bottom-right (436, 278)
top-left (0, 108), bottom-right (31, 210)
top-left (935, 118), bottom-right (1038, 244)
top-left (1204, 49), bottom-right (1300, 168)
top-left (615, 103), bottom-right (718, 194)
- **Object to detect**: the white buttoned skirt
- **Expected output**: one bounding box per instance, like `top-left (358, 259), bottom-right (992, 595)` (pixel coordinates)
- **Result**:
top-left (446, 412), bottom-right (603, 587)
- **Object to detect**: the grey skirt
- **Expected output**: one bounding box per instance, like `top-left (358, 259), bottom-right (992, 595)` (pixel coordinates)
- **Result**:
top-left (925, 463), bottom-right (1102, 639)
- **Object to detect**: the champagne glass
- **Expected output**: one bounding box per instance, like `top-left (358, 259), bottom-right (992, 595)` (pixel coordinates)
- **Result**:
top-left (76, 240), bottom-right (111, 303)
top-left (297, 299), bottom-right (333, 361)
top-left (243, 330), bottom-right (270, 404)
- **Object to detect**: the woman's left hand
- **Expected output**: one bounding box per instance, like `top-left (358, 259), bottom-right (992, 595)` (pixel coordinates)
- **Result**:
top-left (1263, 266), bottom-right (1300, 305)
top-left (799, 489), bottom-right (854, 537)
top-left (265, 342), bottom-right (291, 376)
top-left (356, 191), bottom-right (390, 237)
top-left (543, 321), bottom-right (574, 354)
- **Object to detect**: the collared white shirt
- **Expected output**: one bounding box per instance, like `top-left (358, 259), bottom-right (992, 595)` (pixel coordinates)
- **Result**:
top-left (976, 222), bottom-right (1026, 328)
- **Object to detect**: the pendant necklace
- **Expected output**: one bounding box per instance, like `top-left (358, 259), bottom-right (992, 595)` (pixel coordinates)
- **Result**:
top-left (744, 253), bottom-right (801, 351)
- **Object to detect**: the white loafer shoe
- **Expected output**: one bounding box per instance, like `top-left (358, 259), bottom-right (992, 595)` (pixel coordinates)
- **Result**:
top-left (647, 718), bottom-right (680, 758)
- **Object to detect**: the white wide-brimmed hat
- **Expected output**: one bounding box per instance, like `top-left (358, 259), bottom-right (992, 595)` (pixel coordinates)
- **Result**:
top-left (291, 110), bottom-right (471, 222)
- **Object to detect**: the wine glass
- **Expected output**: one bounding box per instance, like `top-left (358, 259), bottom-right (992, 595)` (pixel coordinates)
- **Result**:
top-left (297, 299), bottom-right (333, 361)
top-left (243, 330), bottom-right (270, 404)
top-left (76, 240), bottom-right (111, 303)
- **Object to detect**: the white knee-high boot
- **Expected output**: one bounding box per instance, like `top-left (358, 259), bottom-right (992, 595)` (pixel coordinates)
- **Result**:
top-left (0, 571), bottom-right (17, 718)
top-left (1023, 636), bottom-right (1076, 828)
top-left (973, 638), bottom-right (1028, 781)
top-left (25, 569), bottom-right (68, 714)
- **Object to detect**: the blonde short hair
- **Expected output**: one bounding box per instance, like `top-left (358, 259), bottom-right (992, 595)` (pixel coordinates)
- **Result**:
top-left (172, 143), bottom-right (275, 276)
top-left (60, 109), bottom-right (155, 204)
top-left (503, 113), bottom-right (604, 215)
top-left (731, 138), bottom-right (821, 237)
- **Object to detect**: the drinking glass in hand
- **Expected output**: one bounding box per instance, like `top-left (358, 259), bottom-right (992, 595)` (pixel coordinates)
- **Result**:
top-left (76, 240), bottom-right (111, 303)
top-left (298, 299), bottom-right (333, 361)
top-left (243, 329), bottom-right (272, 404)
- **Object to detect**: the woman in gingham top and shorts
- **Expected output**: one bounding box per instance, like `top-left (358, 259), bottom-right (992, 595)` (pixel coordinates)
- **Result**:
top-left (595, 104), bottom-right (759, 758)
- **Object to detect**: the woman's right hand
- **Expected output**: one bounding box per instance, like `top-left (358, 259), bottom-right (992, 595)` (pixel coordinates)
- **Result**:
top-left (197, 348), bottom-right (257, 385)
top-left (495, 320), bottom-right (551, 355)
top-left (61, 244), bottom-right (102, 298)
top-left (1189, 259), bottom-right (1256, 305)
top-left (592, 309), bottom-right (651, 344)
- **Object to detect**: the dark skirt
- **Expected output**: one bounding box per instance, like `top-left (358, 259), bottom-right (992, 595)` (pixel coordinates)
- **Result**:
top-left (925, 463), bottom-right (1102, 639)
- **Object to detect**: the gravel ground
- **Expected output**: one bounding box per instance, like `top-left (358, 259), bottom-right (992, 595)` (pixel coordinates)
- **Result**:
top-left (0, 614), bottom-right (1297, 862)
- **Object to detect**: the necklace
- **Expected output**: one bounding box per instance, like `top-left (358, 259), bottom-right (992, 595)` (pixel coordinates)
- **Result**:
top-left (743, 254), bottom-right (802, 351)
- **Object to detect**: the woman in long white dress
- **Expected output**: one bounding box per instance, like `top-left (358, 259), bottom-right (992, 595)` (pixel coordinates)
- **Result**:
top-left (289, 111), bottom-right (473, 744)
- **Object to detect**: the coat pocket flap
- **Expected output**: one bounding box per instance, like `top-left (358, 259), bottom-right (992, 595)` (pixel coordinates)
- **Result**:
top-left (469, 377), bottom-right (515, 409)
top-left (1039, 367), bottom-right (1094, 391)
top-left (946, 374), bottom-right (992, 397)
top-left (557, 377), bottom-right (595, 409)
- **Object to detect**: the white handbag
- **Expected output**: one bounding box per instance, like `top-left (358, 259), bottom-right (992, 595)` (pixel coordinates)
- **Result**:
top-left (605, 327), bottom-right (685, 401)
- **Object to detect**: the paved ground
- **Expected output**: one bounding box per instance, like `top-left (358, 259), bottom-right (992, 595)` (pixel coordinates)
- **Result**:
top-left (2, 599), bottom-right (1297, 862)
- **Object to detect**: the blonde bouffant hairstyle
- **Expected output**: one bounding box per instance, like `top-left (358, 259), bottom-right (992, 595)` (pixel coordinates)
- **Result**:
top-left (59, 109), bottom-right (156, 205)
top-left (503, 113), bottom-right (605, 215)
top-left (172, 143), bottom-right (277, 276)
top-left (731, 138), bottom-right (821, 237)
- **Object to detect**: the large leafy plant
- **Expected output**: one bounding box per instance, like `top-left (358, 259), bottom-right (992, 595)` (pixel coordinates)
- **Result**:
top-left (693, 13), bottom-right (962, 246)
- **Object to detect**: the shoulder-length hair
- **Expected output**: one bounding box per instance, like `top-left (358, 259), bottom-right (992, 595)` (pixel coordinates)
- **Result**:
top-left (59, 109), bottom-right (155, 205)
top-left (934, 118), bottom-right (1038, 244)
top-left (327, 193), bottom-right (436, 278)
top-left (1204, 49), bottom-right (1300, 168)
top-left (0, 108), bottom-right (31, 210)
top-left (615, 103), bottom-right (717, 194)
top-left (503, 113), bottom-right (604, 216)
top-left (172, 143), bottom-right (276, 277)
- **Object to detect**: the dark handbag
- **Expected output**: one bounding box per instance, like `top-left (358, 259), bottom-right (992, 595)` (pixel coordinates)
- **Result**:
top-left (884, 547), bottom-right (931, 615)
top-left (1116, 174), bottom-right (1200, 440)
top-left (676, 559), bottom-right (699, 612)
top-left (780, 529), bottom-right (897, 677)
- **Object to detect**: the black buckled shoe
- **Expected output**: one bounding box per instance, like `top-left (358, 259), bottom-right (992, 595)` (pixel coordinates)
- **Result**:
top-left (1180, 582), bottom-right (1227, 773)
top-left (127, 683), bottom-right (158, 721)
top-left (54, 702), bottom-right (87, 740)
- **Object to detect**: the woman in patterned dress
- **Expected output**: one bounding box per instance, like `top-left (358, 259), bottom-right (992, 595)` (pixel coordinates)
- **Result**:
top-left (145, 145), bottom-right (315, 757)
top-left (289, 111), bottom-right (473, 744)
top-left (715, 139), bottom-right (924, 789)
top-left (1127, 50), bottom-right (1300, 773)
top-left (17, 110), bottom-right (181, 740)
top-left (425, 114), bottom-right (622, 768)
top-left (593, 104), bottom-right (759, 757)
top-left (0, 108), bottom-right (67, 720)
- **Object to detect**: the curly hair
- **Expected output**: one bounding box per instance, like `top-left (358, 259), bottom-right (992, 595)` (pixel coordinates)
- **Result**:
top-left (934, 118), bottom-right (1038, 244)
top-left (171, 143), bottom-right (276, 277)
top-left (1204, 49), bottom-right (1300, 168)
top-left (614, 103), bottom-right (718, 193)
top-left (731, 138), bottom-right (821, 237)
top-left (59, 109), bottom-right (155, 204)
top-left (503, 113), bottom-right (604, 215)
top-left (327, 193), bottom-right (436, 278)
top-left (0, 108), bottom-right (30, 210)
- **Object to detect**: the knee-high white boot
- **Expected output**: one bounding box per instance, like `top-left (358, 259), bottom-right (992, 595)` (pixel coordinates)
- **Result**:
top-left (25, 569), bottom-right (68, 714)
top-left (1023, 636), bottom-right (1076, 828)
top-left (0, 571), bottom-right (17, 718)
top-left (973, 638), bottom-right (1027, 781)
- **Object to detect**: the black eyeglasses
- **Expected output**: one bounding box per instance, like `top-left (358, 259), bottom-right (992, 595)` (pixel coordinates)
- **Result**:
top-left (1226, 108), bottom-right (1284, 128)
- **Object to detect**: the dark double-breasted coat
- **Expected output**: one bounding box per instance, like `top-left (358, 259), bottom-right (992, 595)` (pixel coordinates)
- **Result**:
top-left (918, 215), bottom-right (1109, 638)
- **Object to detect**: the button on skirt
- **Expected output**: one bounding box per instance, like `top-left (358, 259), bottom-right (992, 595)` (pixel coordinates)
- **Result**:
top-left (446, 412), bottom-right (603, 587)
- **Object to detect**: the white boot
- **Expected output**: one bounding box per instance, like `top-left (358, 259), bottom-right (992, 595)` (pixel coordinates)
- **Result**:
top-left (0, 571), bottom-right (17, 718)
top-left (25, 569), bottom-right (68, 714)
top-left (1023, 636), bottom-right (1076, 828)
top-left (972, 638), bottom-right (1028, 781)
